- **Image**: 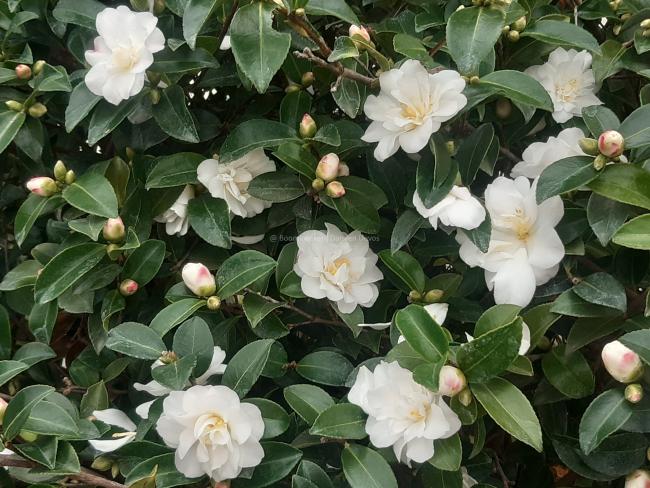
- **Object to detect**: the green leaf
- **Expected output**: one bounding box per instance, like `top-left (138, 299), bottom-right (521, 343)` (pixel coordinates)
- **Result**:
top-left (151, 46), bottom-right (219, 73)
top-left (310, 403), bottom-right (367, 439)
top-left (273, 143), bottom-right (317, 179)
top-left (0, 110), bottom-right (26, 154)
top-left (579, 389), bottom-right (632, 454)
top-left (472, 377), bottom-right (542, 452)
top-left (152, 85), bottom-right (199, 143)
top-left (62, 172), bottom-right (118, 218)
top-left (247, 398), bottom-right (290, 439)
top-left (232, 442), bottom-right (302, 488)
top-left (230, 2), bottom-right (291, 93)
top-left (126, 453), bottom-right (197, 487)
top-left (280, 90), bottom-right (312, 130)
top-left (29, 64), bottom-right (71, 93)
top-left (305, 0), bottom-right (359, 24)
top-left (183, 0), bottom-right (223, 49)
top-left (52, 0), bottom-right (103, 29)
top-left (243, 293), bottom-right (284, 328)
top-left (0, 305), bottom-right (9, 360)
top-left (582, 105), bottom-right (620, 137)
top-left (0, 361), bottom-right (29, 387)
top-left (536, 156), bottom-right (599, 203)
top-left (457, 124), bottom-right (495, 185)
top-left (106, 322), bottom-right (166, 360)
top-left (87, 97), bottom-right (139, 145)
top-left (220, 120), bottom-right (298, 164)
top-left (122, 239), bottom-right (166, 286)
top-left (541, 344), bottom-right (595, 399)
top-left (619, 104), bottom-right (650, 148)
top-left (446, 7), bottom-right (505, 75)
top-left (0, 260), bottom-right (41, 290)
top-left (34, 243), bottom-right (107, 304)
top-left (145, 152), bottom-right (205, 189)
top-left (395, 304), bottom-right (449, 363)
top-left (216, 250), bottom-right (277, 299)
top-left (417, 134), bottom-right (457, 208)
top-left (457, 318), bottom-right (522, 383)
top-left (23, 399), bottom-right (80, 437)
top-left (619, 329), bottom-right (650, 365)
top-left (328, 36), bottom-right (359, 62)
top-left (296, 351), bottom-right (353, 386)
top-left (13, 343), bottom-right (56, 367)
top-left (173, 317), bottom-right (214, 375)
top-left (573, 272), bottom-right (627, 312)
top-left (390, 209), bottom-right (425, 253)
top-left (566, 316), bottom-right (622, 353)
top-left (152, 355), bottom-right (197, 390)
top-left (15, 194), bottom-right (64, 247)
top-left (327, 191), bottom-right (380, 234)
top-left (551, 289), bottom-right (622, 318)
top-left (612, 214), bottom-right (650, 249)
top-left (393, 34), bottom-right (432, 66)
top-left (296, 460), bottom-right (334, 488)
top-left (3, 384), bottom-right (54, 440)
top-left (79, 380), bottom-right (108, 417)
top-left (222, 339), bottom-right (274, 397)
top-left (28, 301), bottom-right (58, 343)
top-left (521, 20), bottom-right (601, 53)
top-left (150, 298), bottom-right (206, 337)
top-left (65, 82), bottom-right (100, 132)
top-left (588, 164), bottom-right (650, 210)
top-left (342, 444), bottom-right (398, 488)
top-left (419, 465), bottom-right (463, 487)
top-left (283, 384), bottom-right (335, 425)
top-left (379, 250), bottom-right (426, 293)
top-left (477, 70), bottom-right (554, 111)
top-left (587, 193), bottom-right (629, 246)
top-left (68, 215), bottom-right (106, 241)
top-left (188, 195), bottom-right (231, 248)
top-left (247, 172), bottom-right (306, 203)
top-left (13, 436), bottom-right (58, 469)
top-left (429, 434), bottom-right (462, 471)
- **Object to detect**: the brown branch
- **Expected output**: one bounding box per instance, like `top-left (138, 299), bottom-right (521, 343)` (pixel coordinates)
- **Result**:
top-left (286, 11), bottom-right (332, 57)
top-left (294, 48), bottom-right (378, 87)
top-left (217, 0), bottom-right (239, 51)
top-left (0, 455), bottom-right (126, 488)
top-left (428, 38), bottom-right (446, 56)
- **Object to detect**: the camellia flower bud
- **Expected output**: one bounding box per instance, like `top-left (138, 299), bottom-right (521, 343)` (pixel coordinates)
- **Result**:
top-left (641, 19), bottom-right (650, 29)
top-left (152, 0), bottom-right (166, 15)
top-left (424, 289), bottom-right (444, 303)
top-left (299, 114), bottom-right (317, 138)
top-left (28, 102), bottom-right (47, 118)
top-left (91, 456), bottom-right (114, 472)
top-left (316, 153), bottom-right (340, 182)
top-left (5, 100), bottom-right (23, 112)
top-left (182, 263), bottom-right (217, 297)
top-left (32, 60), bottom-right (45, 75)
top-left (602, 340), bottom-right (644, 383)
top-left (53, 160), bottom-right (67, 181)
top-left (511, 16), bottom-right (527, 32)
top-left (301, 71), bottom-right (315, 87)
top-left (103, 217), bottom-right (126, 243)
top-left (325, 181), bottom-right (345, 198)
top-left (625, 469), bottom-right (650, 488)
top-left (598, 130), bottom-right (625, 158)
top-left (458, 388), bottom-right (473, 406)
top-left (160, 351), bottom-right (178, 364)
top-left (20, 431), bottom-right (39, 442)
top-left (311, 178), bottom-right (325, 192)
top-left (119, 279), bottom-right (139, 296)
top-left (349, 24), bottom-right (371, 42)
top-left (0, 397), bottom-right (7, 425)
top-left (337, 162), bottom-right (350, 177)
top-left (408, 290), bottom-right (422, 302)
top-left (15, 64), bottom-right (32, 80)
top-left (207, 295), bottom-right (222, 310)
top-left (65, 170), bottom-right (76, 185)
top-left (593, 154), bottom-right (608, 171)
top-left (438, 365), bottom-right (467, 397)
top-left (625, 383), bottom-right (643, 404)
top-left (507, 30), bottom-right (520, 42)
top-left (26, 177), bottom-right (58, 197)
top-left (579, 137), bottom-right (600, 156)
top-left (495, 98), bottom-right (512, 119)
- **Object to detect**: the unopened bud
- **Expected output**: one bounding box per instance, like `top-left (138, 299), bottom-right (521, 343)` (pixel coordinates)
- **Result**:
top-left (207, 295), bottom-right (222, 310)
top-left (325, 181), bottom-right (345, 198)
top-left (625, 384), bottom-right (644, 403)
top-left (613, 24), bottom-right (622, 35)
top-left (294, 7), bottom-right (305, 16)
top-left (602, 340), bottom-right (644, 383)
top-left (438, 365), bottom-right (467, 397)
top-left (511, 16), bottom-right (527, 31)
top-left (625, 470), bottom-right (650, 488)
top-left (119, 279), bottom-right (139, 296)
top-left (91, 456), bottom-right (113, 471)
top-left (349, 25), bottom-right (371, 43)
top-left (26, 177), bottom-right (58, 197)
top-left (644, 29), bottom-right (650, 37)
top-left (106, 243), bottom-right (120, 260)
top-left (301, 71), bottom-right (315, 87)
top-left (53, 160), bottom-right (67, 181)
top-left (5, 100), bottom-right (23, 112)
top-left (111, 463), bottom-right (121, 479)
top-left (148, 89), bottom-right (161, 105)
top-left (621, 13), bottom-right (632, 21)
top-left (469, 75), bottom-right (480, 85)
top-left (311, 178), bottom-right (325, 192)
top-left (641, 19), bottom-right (650, 29)
top-left (495, 98), bottom-right (512, 119)
top-left (103, 217), bottom-right (126, 243)
top-left (159, 351), bottom-right (178, 364)
top-left (15, 64), bottom-right (31, 80)
top-left (502, 25), bottom-right (511, 33)
top-left (458, 388), bottom-right (473, 406)
top-left (598, 130), bottom-right (625, 158)
top-left (593, 154), bottom-right (608, 171)
top-left (19, 431), bottom-right (38, 442)
top-left (424, 289), bottom-right (444, 303)
top-left (446, 140), bottom-right (456, 154)
top-left (65, 170), bottom-right (76, 184)
top-left (299, 114), bottom-right (317, 138)
top-left (316, 153), bottom-right (340, 182)
top-left (28, 102), bottom-right (47, 118)
top-left (32, 60), bottom-right (45, 75)
top-left (285, 84), bottom-right (301, 93)
top-left (579, 137), bottom-right (600, 156)
top-left (0, 397), bottom-right (7, 425)
top-left (408, 290), bottom-right (422, 302)
top-left (147, 71), bottom-right (162, 86)
top-left (507, 30), bottom-right (520, 42)
top-left (152, 0), bottom-right (165, 15)
top-left (182, 262), bottom-right (216, 297)
top-left (337, 162), bottom-right (350, 177)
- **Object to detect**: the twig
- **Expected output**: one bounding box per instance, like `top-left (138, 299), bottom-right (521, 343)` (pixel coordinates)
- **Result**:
top-left (492, 453), bottom-right (511, 488)
top-left (428, 38), bottom-right (446, 56)
top-left (499, 146), bottom-right (520, 164)
top-left (286, 11), bottom-right (332, 57)
top-left (294, 48), bottom-right (378, 87)
top-left (216, 0), bottom-right (239, 51)
top-left (0, 455), bottom-right (126, 488)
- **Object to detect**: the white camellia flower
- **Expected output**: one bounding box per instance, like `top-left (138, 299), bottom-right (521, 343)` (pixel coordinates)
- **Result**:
top-left (294, 223), bottom-right (383, 313)
top-left (84, 6), bottom-right (165, 105)
top-left (524, 48), bottom-right (602, 123)
top-left (155, 185), bottom-right (194, 236)
top-left (156, 385), bottom-right (264, 482)
top-left (348, 361), bottom-right (461, 465)
top-left (361, 60), bottom-right (467, 162)
top-left (456, 176), bottom-right (564, 307)
top-left (511, 127), bottom-right (587, 179)
top-left (89, 408), bottom-right (141, 453)
top-left (197, 149), bottom-right (276, 218)
top-left (413, 186), bottom-right (486, 230)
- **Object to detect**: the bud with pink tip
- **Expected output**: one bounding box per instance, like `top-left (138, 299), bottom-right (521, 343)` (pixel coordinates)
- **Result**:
top-left (102, 217), bottom-right (126, 243)
top-left (337, 162), bottom-right (350, 177)
top-left (438, 365), bottom-right (467, 397)
top-left (26, 177), bottom-right (58, 197)
top-left (625, 469), bottom-right (650, 488)
top-left (601, 340), bottom-right (644, 383)
top-left (349, 24), bottom-right (371, 42)
top-left (598, 130), bottom-right (625, 158)
top-left (182, 263), bottom-right (216, 297)
top-left (299, 114), bottom-right (317, 138)
top-left (119, 279), bottom-right (139, 296)
top-left (326, 181), bottom-right (346, 198)
top-left (15, 64), bottom-right (31, 80)
top-left (316, 153), bottom-right (340, 182)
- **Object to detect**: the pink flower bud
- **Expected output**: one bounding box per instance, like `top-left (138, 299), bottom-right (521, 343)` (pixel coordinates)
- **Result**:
top-left (182, 263), bottom-right (216, 297)
top-left (598, 130), bottom-right (625, 158)
top-left (26, 177), bottom-right (58, 197)
top-left (349, 24), bottom-right (371, 42)
top-left (602, 340), bottom-right (643, 383)
top-left (438, 365), bottom-right (467, 397)
top-left (316, 153), bottom-right (340, 182)
top-left (337, 162), bottom-right (350, 177)
top-left (299, 114), bottom-right (317, 138)
top-left (15, 64), bottom-right (32, 80)
top-left (625, 469), bottom-right (650, 488)
top-left (119, 279), bottom-right (139, 296)
top-left (102, 217), bottom-right (126, 243)
top-left (325, 181), bottom-right (346, 198)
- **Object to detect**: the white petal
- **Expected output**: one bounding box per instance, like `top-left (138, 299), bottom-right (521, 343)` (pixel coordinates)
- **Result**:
top-left (93, 408), bottom-right (137, 431)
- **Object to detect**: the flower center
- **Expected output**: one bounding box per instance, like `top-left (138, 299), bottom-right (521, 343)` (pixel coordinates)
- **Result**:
top-left (508, 208), bottom-right (532, 242)
top-left (195, 412), bottom-right (228, 446)
top-left (409, 403), bottom-right (430, 422)
top-left (112, 47), bottom-right (140, 72)
top-left (400, 103), bottom-right (428, 125)
top-left (555, 78), bottom-right (580, 102)
top-left (325, 256), bottom-right (350, 276)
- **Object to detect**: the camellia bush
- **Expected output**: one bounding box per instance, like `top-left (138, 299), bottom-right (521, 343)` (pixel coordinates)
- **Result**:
top-left (3, 0), bottom-right (650, 486)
